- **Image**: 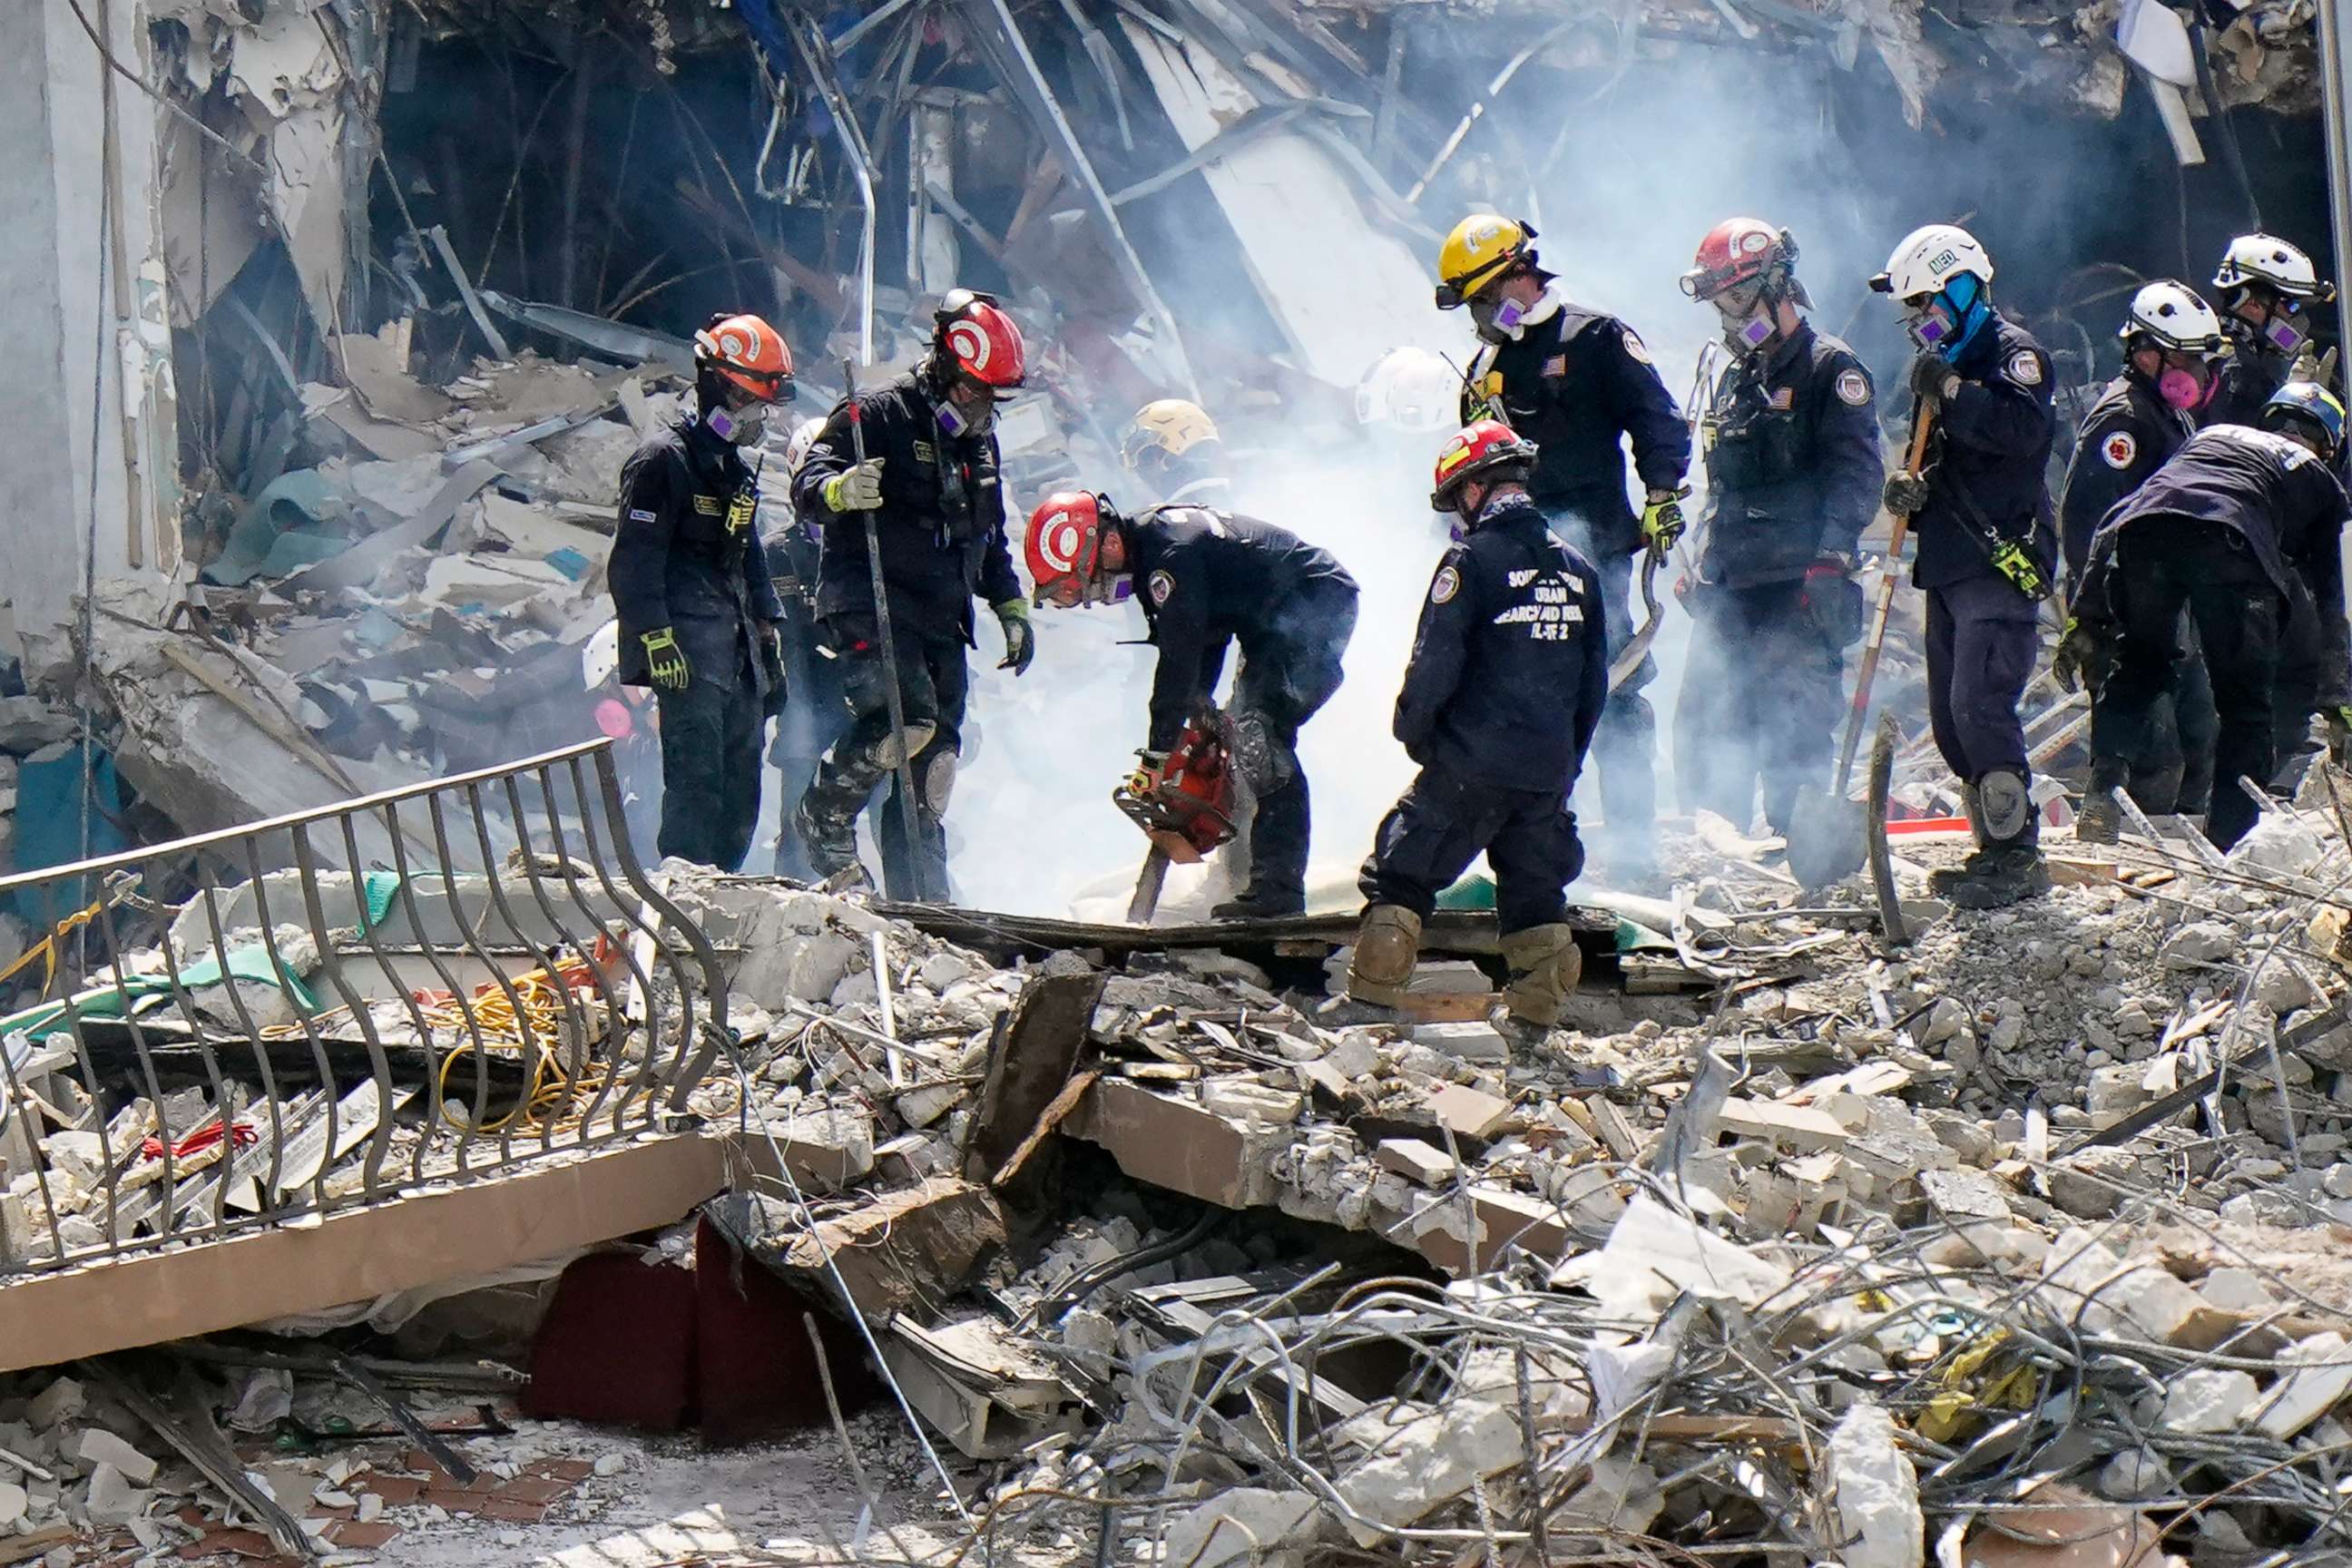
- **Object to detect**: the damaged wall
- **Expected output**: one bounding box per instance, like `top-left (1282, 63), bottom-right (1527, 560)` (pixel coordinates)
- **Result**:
top-left (0, 0), bottom-right (178, 645)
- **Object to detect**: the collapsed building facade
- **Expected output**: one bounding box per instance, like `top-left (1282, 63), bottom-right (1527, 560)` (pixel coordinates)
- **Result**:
top-left (4, 0), bottom-right (2352, 1563)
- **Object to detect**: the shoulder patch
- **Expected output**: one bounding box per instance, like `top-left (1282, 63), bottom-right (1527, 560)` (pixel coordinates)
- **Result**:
top-left (2101, 430), bottom-right (2138, 470)
top-left (1147, 569), bottom-right (1175, 606)
top-left (2006, 349), bottom-right (2044, 387)
top-left (691, 494), bottom-right (725, 515)
top-left (627, 508), bottom-right (656, 524)
top-left (912, 440), bottom-right (936, 465)
top-left (1542, 355), bottom-right (1568, 378)
top-left (1834, 368), bottom-right (1871, 407)
top-left (1430, 565), bottom-right (1462, 605)
top-left (1620, 328), bottom-right (1652, 367)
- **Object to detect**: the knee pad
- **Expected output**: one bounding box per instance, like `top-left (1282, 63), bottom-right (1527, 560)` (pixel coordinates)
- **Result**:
top-left (1347, 905), bottom-right (1423, 1006)
top-left (867, 721), bottom-right (938, 769)
top-left (1976, 768), bottom-right (2032, 842)
top-left (1231, 712), bottom-right (1297, 790)
top-left (920, 748), bottom-right (958, 815)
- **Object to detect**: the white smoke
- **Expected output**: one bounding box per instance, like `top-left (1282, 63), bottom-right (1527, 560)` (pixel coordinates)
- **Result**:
top-left (848, 52), bottom-right (1908, 916)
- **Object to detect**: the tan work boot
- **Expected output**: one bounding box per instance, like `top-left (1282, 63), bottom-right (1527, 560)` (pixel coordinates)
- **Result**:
top-left (1326, 905), bottom-right (1422, 1023)
top-left (1496, 923), bottom-right (1583, 1045)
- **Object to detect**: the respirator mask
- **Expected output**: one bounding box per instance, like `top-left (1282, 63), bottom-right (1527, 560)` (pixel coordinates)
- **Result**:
top-left (706, 402), bottom-right (769, 446)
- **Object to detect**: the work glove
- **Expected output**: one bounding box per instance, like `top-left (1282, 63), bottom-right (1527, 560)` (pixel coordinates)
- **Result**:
top-left (1799, 558), bottom-right (1862, 645)
top-left (1988, 540), bottom-right (2052, 602)
top-left (1641, 485), bottom-right (1690, 551)
top-left (993, 598), bottom-right (1035, 675)
top-left (2292, 344), bottom-right (2340, 389)
top-left (1909, 354), bottom-right (1961, 407)
top-left (640, 628), bottom-right (690, 691)
top-left (2052, 616), bottom-right (2112, 695)
top-left (1882, 470), bottom-right (1932, 516)
top-left (1125, 750), bottom-right (1170, 800)
top-left (2329, 705), bottom-right (2352, 770)
top-left (819, 457), bottom-right (885, 513)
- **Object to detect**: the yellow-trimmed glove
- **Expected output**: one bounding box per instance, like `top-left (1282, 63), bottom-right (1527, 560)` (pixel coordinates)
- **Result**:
top-left (820, 457), bottom-right (885, 512)
top-left (994, 598), bottom-right (1034, 674)
top-left (1641, 485), bottom-right (1690, 550)
top-left (641, 627), bottom-right (690, 691)
top-left (2052, 616), bottom-right (2111, 694)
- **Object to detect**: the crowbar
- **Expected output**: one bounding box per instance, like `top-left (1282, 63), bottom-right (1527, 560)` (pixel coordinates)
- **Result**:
top-left (1608, 543), bottom-right (1666, 692)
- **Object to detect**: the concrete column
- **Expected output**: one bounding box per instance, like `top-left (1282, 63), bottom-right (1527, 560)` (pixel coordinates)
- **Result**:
top-left (0, 0), bottom-right (176, 654)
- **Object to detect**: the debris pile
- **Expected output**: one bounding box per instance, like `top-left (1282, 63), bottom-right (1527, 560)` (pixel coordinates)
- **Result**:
top-left (15, 782), bottom-right (2352, 1559)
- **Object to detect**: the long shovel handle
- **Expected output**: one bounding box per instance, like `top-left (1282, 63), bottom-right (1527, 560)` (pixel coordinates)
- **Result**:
top-left (1829, 405), bottom-right (1936, 795)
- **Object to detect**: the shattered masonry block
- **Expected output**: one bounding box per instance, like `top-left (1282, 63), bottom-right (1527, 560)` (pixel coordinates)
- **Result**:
top-left (1164, 1488), bottom-right (1319, 1568)
top-left (25, 1377), bottom-right (84, 1430)
top-left (1409, 1022), bottom-right (1507, 1064)
top-left (1717, 1098), bottom-right (1847, 1153)
top-left (2159, 1368), bottom-right (2259, 1434)
top-left (1332, 1396), bottom-right (1523, 1544)
top-left (1373, 1138), bottom-right (1457, 1188)
top-left (1825, 1402), bottom-right (1922, 1568)
top-left (1200, 1081), bottom-right (1305, 1125)
top-left (2252, 1331), bottom-right (2352, 1439)
top-left (74, 1429), bottom-right (156, 1486)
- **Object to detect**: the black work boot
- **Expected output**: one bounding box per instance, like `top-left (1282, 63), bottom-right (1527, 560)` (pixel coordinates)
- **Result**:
top-left (2073, 789), bottom-right (2122, 846)
top-left (1944, 769), bottom-right (2050, 910)
top-left (792, 778), bottom-right (865, 879)
top-left (1211, 887), bottom-right (1306, 922)
top-left (1927, 781), bottom-right (1988, 897)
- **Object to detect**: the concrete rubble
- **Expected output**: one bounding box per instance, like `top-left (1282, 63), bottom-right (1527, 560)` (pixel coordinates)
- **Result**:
top-left (5, 779), bottom-right (2352, 1560)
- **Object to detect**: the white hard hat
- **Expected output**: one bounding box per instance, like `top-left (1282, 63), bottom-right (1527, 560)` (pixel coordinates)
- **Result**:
top-left (782, 416), bottom-right (826, 479)
top-left (2121, 281), bottom-right (2223, 353)
top-left (2213, 233), bottom-right (2328, 299)
top-left (582, 618), bottom-right (620, 689)
top-left (1356, 347), bottom-right (1462, 433)
top-left (1869, 223), bottom-right (1994, 301)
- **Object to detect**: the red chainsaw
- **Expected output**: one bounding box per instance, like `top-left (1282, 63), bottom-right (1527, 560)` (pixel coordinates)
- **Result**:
top-left (1114, 711), bottom-right (1238, 923)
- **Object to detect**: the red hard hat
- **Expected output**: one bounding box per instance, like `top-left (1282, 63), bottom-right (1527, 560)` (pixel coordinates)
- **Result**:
top-left (936, 289), bottom-right (1027, 389)
top-left (1025, 491), bottom-right (1106, 606)
top-left (693, 312), bottom-right (795, 402)
top-left (1431, 419), bottom-right (1538, 508)
top-left (1681, 218), bottom-right (1790, 302)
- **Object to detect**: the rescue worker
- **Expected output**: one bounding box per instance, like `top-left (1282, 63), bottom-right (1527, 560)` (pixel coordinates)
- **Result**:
top-left (2207, 237), bottom-right (2342, 783)
top-left (791, 289), bottom-right (1037, 897)
top-left (1337, 421), bottom-right (1606, 1045)
top-left (1435, 214), bottom-right (1690, 883)
top-left (767, 416), bottom-right (851, 877)
top-left (1874, 223), bottom-right (2059, 909)
top-left (1024, 491), bottom-right (1358, 919)
top-left (1675, 219), bottom-right (1882, 838)
top-left (1121, 400), bottom-right (1231, 505)
top-left (2056, 283), bottom-right (2226, 841)
top-left (610, 311), bottom-right (793, 872)
top-left (2062, 384), bottom-right (2350, 851)
top-left (2205, 234), bottom-right (2336, 428)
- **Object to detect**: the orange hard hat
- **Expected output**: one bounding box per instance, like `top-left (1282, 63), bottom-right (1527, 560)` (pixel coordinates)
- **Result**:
top-left (693, 313), bottom-right (795, 403)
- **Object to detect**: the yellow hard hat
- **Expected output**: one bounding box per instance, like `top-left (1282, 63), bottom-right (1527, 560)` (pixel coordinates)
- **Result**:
top-left (1436, 214), bottom-right (1535, 309)
top-left (1121, 399), bottom-right (1221, 470)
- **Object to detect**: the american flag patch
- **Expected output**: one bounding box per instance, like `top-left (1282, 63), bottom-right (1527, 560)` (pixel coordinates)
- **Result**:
top-left (1769, 387), bottom-right (1795, 410)
top-left (1543, 356), bottom-right (1568, 377)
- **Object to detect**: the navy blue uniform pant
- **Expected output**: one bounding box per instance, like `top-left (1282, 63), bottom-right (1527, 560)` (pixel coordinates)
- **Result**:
top-left (2098, 519), bottom-right (2280, 850)
top-left (1360, 765), bottom-right (1583, 934)
top-left (653, 649), bottom-right (765, 872)
top-left (1231, 580), bottom-right (1357, 902)
top-left (1923, 574), bottom-right (2038, 787)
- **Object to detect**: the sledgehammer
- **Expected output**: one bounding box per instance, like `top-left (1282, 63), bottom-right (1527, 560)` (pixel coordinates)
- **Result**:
top-left (1784, 403), bottom-right (1935, 891)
